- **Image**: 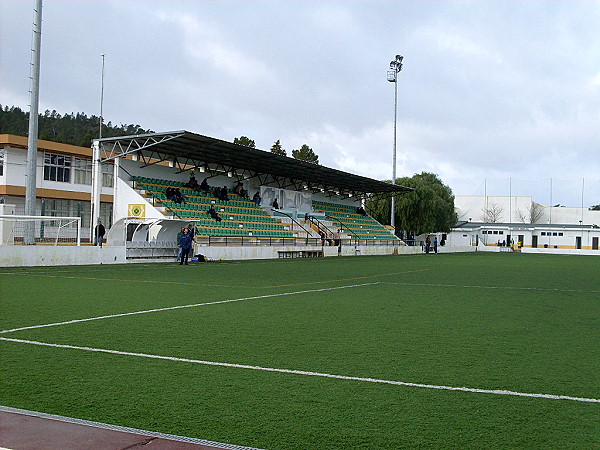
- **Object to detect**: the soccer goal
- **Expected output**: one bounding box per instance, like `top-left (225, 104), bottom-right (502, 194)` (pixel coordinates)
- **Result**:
top-left (0, 215), bottom-right (82, 246)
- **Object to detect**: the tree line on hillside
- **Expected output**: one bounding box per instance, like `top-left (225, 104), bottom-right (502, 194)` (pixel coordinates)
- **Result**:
top-left (0, 105), bottom-right (153, 147)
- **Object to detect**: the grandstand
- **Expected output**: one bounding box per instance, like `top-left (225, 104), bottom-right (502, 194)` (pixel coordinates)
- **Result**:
top-left (100, 131), bottom-right (414, 261)
top-left (0, 130), bottom-right (415, 265)
top-left (132, 176), bottom-right (293, 238)
top-left (312, 200), bottom-right (397, 240)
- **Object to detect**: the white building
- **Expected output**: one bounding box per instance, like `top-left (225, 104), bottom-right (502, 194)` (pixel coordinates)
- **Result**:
top-left (455, 195), bottom-right (598, 226)
top-left (448, 195), bottom-right (600, 251)
top-left (0, 134), bottom-right (114, 242)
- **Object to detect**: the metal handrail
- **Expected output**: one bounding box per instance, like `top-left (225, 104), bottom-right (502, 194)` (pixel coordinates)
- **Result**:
top-left (306, 215), bottom-right (333, 236)
top-left (272, 209), bottom-right (313, 240)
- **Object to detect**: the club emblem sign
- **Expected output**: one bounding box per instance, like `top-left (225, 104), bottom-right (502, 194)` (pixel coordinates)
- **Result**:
top-left (128, 204), bottom-right (146, 219)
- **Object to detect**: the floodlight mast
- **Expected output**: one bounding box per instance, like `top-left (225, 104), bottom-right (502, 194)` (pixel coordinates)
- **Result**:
top-left (387, 54), bottom-right (403, 229)
top-left (24, 0), bottom-right (43, 245)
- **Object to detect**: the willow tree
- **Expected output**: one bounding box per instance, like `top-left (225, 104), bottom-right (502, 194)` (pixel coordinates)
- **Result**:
top-left (367, 172), bottom-right (457, 235)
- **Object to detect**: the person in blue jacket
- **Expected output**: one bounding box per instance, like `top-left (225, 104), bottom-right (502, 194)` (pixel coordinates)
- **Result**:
top-left (179, 227), bottom-right (193, 265)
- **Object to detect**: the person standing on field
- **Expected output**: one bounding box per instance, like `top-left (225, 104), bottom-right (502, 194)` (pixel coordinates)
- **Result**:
top-left (179, 227), bottom-right (193, 265)
top-left (94, 219), bottom-right (106, 246)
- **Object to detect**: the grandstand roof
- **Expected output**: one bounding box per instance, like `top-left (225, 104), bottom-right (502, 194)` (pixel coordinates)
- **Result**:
top-left (96, 130), bottom-right (413, 197)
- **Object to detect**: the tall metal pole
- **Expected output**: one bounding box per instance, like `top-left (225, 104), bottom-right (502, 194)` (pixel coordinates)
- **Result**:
top-left (99, 54), bottom-right (106, 139)
top-left (391, 76), bottom-right (398, 228)
top-left (581, 177), bottom-right (585, 225)
top-left (387, 55), bottom-right (403, 229)
top-left (91, 54), bottom-right (106, 243)
top-left (24, 0), bottom-right (43, 245)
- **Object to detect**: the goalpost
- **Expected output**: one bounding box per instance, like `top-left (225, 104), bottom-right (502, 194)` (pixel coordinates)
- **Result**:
top-left (0, 215), bottom-right (82, 246)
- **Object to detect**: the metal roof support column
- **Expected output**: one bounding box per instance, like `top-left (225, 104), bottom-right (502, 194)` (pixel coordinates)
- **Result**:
top-left (112, 155), bottom-right (120, 227)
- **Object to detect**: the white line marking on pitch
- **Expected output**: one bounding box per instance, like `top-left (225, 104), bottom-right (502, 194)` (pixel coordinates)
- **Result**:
top-left (383, 281), bottom-right (600, 294)
top-left (0, 282), bottom-right (381, 334)
top-left (2, 337), bottom-right (598, 404)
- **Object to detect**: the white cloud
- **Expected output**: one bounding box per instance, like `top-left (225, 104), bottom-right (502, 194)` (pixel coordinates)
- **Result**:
top-left (153, 10), bottom-right (276, 86)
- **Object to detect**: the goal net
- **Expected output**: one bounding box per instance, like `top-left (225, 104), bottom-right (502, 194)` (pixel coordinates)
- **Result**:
top-left (0, 215), bottom-right (82, 246)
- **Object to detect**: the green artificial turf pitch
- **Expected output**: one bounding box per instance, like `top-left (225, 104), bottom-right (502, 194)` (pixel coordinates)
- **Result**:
top-left (1, 253), bottom-right (599, 448)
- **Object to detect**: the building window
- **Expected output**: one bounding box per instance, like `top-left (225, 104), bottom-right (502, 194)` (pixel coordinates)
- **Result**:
top-left (559, 232), bottom-right (563, 236)
top-left (73, 200), bottom-right (92, 228)
top-left (73, 157), bottom-right (92, 185)
top-left (499, 231), bottom-right (504, 235)
top-left (102, 163), bottom-right (113, 188)
top-left (43, 153), bottom-right (71, 182)
top-left (541, 232), bottom-right (546, 236)
top-left (0, 148), bottom-right (4, 176)
top-left (40, 198), bottom-right (72, 226)
top-left (100, 202), bottom-right (113, 228)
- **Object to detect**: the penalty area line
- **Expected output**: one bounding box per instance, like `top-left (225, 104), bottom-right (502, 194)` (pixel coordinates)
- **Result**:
top-left (1, 337), bottom-right (598, 404)
top-left (0, 282), bottom-right (382, 334)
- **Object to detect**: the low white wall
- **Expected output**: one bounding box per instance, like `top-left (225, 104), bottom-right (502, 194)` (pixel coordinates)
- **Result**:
top-left (521, 247), bottom-right (600, 256)
top-left (0, 245), bottom-right (127, 267)
top-left (438, 245), bottom-right (478, 253)
top-left (195, 244), bottom-right (423, 260)
top-left (195, 245), bottom-right (322, 260)
top-left (0, 242), bottom-right (488, 267)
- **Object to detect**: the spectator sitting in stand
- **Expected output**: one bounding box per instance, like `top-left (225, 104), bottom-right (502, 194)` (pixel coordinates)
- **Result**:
top-left (207, 205), bottom-right (222, 222)
top-left (166, 187), bottom-right (176, 201)
top-left (173, 188), bottom-right (187, 204)
top-left (253, 191), bottom-right (262, 206)
top-left (213, 186), bottom-right (222, 200)
top-left (233, 182), bottom-right (244, 196)
top-left (356, 206), bottom-right (367, 216)
top-left (187, 174), bottom-right (200, 191)
top-left (200, 178), bottom-right (210, 192)
top-left (272, 198), bottom-right (279, 209)
top-left (220, 186), bottom-right (230, 201)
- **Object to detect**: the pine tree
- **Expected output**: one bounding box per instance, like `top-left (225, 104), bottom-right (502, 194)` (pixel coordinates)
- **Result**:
top-left (270, 139), bottom-right (286, 156)
top-left (291, 144), bottom-right (319, 164)
top-left (233, 136), bottom-right (255, 148)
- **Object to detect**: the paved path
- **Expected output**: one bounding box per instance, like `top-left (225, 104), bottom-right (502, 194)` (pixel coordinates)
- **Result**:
top-left (0, 407), bottom-right (260, 450)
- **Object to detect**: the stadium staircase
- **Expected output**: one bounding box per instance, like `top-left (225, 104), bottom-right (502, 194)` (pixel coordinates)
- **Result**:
top-left (312, 200), bottom-right (399, 241)
top-left (131, 176), bottom-right (294, 238)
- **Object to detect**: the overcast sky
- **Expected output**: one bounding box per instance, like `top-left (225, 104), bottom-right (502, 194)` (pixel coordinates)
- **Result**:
top-left (2, 0), bottom-right (599, 206)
